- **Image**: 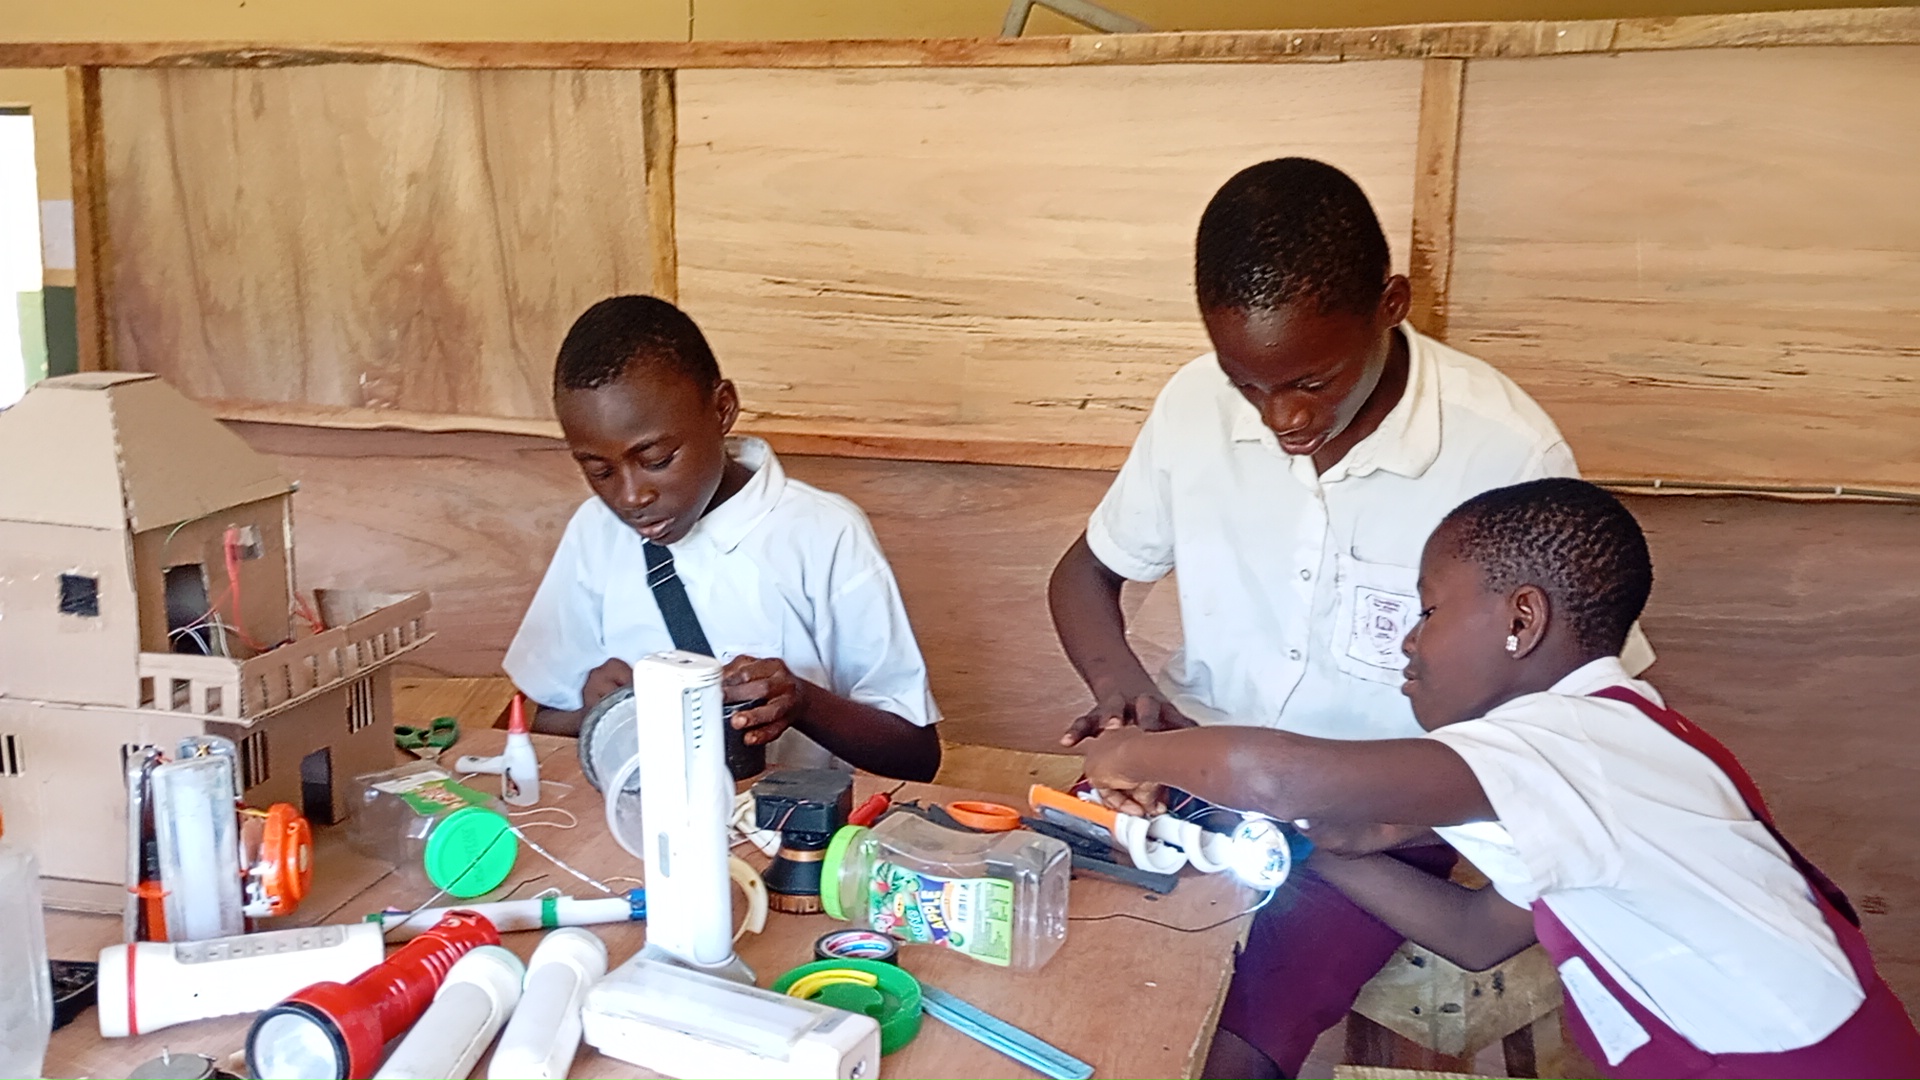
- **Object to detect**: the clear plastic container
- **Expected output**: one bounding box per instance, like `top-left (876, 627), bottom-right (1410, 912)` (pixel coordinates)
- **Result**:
top-left (0, 808), bottom-right (54, 1079)
top-left (820, 815), bottom-right (1070, 970)
top-left (347, 763), bottom-right (519, 899)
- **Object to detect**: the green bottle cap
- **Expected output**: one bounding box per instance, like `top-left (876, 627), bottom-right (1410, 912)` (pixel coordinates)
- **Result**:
top-left (422, 806), bottom-right (518, 898)
top-left (771, 958), bottom-right (923, 1055)
top-left (818, 825), bottom-right (869, 922)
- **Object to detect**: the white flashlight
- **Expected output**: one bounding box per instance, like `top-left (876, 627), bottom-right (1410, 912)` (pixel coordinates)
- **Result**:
top-left (372, 945), bottom-right (524, 1080)
top-left (487, 928), bottom-right (608, 1080)
top-left (97, 923), bottom-right (386, 1038)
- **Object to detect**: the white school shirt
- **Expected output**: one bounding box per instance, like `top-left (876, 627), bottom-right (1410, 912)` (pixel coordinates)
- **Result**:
top-left (1427, 657), bottom-right (1863, 1054)
top-left (504, 437), bottom-right (940, 768)
top-left (1087, 324), bottom-right (1651, 740)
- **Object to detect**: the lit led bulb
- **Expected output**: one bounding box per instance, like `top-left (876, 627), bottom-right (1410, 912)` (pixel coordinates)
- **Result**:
top-left (1226, 815), bottom-right (1294, 890)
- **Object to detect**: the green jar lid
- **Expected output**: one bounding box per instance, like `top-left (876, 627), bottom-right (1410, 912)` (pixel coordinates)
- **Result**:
top-left (818, 825), bottom-right (868, 922)
top-left (423, 805), bottom-right (518, 898)
top-left (771, 958), bottom-right (923, 1055)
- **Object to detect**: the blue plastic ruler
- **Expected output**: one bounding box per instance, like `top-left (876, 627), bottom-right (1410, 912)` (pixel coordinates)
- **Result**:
top-left (920, 984), bottom-right (1096, 1080)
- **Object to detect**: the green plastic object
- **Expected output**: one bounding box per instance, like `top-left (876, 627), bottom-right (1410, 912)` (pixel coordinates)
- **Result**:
top-left (422, 806), bottom-right (518, 898)
top-left (818, 825), bottom-right (867, 922)
top-left (771, 958), bottom-right (923, 1055)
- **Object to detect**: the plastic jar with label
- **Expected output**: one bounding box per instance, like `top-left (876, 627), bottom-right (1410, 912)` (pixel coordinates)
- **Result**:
top-left (819, 815), bottom-right (1069, 971)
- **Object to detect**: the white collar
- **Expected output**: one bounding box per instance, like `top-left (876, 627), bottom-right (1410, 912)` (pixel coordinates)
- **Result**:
top-left (1548, 655), bottom-right (1637, 697)
top-left (1229, 323), bottom-right (1442, 482)
top-left (673, 436), bottom-right (785, 554)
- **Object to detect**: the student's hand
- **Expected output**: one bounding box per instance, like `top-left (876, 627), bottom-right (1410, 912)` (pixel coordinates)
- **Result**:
top-left (1299, 821), bottom-right (1431, 857)
top-left (1078, 728), bottom-right (1167, 818)
top-left (721, 655), bottom-right (809, 746)
top-left (1060, 685), bottom-right (1197, 747)
top-left (582, 657), bottom-right (633, 710)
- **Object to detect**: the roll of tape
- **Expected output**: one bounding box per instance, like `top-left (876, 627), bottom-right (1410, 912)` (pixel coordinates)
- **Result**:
top-left (814, 928), bottom-right (900, 965)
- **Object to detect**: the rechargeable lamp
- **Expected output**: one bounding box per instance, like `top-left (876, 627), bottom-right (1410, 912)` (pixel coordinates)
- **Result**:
top-left (245, 910), bottom-right (499, 1080)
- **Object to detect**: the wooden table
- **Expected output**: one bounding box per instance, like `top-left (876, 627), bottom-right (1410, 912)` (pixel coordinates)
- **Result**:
top-left (46, 729), bottom-right (1251, 1079)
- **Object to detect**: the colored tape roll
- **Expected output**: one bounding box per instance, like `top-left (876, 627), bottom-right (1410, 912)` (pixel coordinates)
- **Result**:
top-left (945, 800), bottom-right (1021, 832)
top-left (815, 929), bottom-right (900, 965)
top-left (773, 959), bottom-right (923, 1055)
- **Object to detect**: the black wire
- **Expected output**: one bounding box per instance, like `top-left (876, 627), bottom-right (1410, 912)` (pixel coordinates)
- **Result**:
top-left (1068, 888), bottom-right (1276, 934)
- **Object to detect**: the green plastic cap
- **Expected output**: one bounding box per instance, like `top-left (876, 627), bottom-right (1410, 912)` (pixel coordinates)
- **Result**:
top-left (423, 806), bottom-right (518, 898)
top-left (771, 958), bottom-right (923, 1056)
top-left (818, 825), bottom-right (868, 922)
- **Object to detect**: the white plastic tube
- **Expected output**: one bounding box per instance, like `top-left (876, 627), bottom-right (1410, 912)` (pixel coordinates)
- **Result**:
top-left (373, 945), bottom-right (524, 1080)
top-left (487, 928), bottom-right (607, 1080)
top-left (153, 754), bottom-right (245, 942)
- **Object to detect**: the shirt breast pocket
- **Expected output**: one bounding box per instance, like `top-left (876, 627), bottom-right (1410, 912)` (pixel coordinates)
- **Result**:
top-left (1331, 552), bottom-right (1421, 686)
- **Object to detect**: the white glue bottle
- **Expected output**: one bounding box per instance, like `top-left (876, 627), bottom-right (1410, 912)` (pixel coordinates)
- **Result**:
top-left (501, 694), bottom-right (540, 807)
top-left (0, 808), bottom-right (54, 1079)
top-left (488, 928), bottom-right (608, 1079)
top-left (460, 695), bottom-right (543, 806)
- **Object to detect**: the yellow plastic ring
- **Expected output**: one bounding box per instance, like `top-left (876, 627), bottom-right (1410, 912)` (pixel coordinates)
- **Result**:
top-left (786, 969), bottom-right (880, 1000)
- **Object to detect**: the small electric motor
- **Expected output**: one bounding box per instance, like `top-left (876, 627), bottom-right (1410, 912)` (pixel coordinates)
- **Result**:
top-left (751, 770), bottom-right (854, 914)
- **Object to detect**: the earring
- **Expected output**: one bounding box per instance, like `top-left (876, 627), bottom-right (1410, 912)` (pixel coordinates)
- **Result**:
top-left (1505, 634), bottom-right (1520, 654)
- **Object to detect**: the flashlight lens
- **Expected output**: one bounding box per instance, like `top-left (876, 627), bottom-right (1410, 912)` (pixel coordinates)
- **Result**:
top-left (251, 1008), bottom-right (345, 1080)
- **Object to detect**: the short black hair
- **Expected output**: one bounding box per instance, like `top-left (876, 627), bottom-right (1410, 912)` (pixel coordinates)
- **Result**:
top-left (1440, 478), bottom-right (1653, 657)
top-left (553, 295), bottom-right (722, 395)
top-left (1195, 157), bottom-right (1391, 318)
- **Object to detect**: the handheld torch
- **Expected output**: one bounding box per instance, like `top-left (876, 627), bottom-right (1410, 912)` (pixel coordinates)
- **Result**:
top-left (245, 910), bottom-right (499, 1079)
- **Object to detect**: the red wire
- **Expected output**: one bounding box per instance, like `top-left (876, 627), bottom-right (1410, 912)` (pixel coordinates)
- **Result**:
top-left (219, 528), bottom-right (266, 653)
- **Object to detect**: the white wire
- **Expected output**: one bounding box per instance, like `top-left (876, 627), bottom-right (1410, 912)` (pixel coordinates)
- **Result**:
top-left (509, 824), bottom-right (616, 895)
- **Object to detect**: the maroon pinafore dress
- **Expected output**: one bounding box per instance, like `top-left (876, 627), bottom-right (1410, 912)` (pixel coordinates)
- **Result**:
top-left (1531, 687), bottom-right (1920, 1078)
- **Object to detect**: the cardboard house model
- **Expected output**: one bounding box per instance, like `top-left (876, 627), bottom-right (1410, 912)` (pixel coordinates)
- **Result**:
top-left (0, 372), bottom-right (430, 910)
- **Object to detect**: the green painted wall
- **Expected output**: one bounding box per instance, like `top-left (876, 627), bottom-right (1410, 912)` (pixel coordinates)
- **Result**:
top-left (41, 285), bottom-right (74, 379)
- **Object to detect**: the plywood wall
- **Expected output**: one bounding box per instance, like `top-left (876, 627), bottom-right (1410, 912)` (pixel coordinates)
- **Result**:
top-left (100, 66), bottom-right (658, 418)
top-left (676, 63), bottom-right (1421, 460)
top-left (79, 19), bottom-right (1920, 491)
top-left (1448, 45), bottom-right (1920, 489)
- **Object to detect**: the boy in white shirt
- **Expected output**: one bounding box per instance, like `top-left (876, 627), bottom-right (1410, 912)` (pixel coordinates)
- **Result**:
top-left (505, 296), bottom-right (942, 781)
top-left (1082, 479), bottom-right (1920, 1078)
top-left (1051, 157), bottom-right (1645, 1076)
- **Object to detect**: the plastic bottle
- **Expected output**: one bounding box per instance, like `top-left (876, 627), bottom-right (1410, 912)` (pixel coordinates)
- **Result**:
top-left (820, 815), bottom-right (1070, 970)
top-left (453, 696), bottom-right (541, 807)
top-left (501, 695), bottom-right (540, 807)
top-left (346, 762), bottom-right (519, 899)
top-left (0, 808), bottom-right (55, 1079)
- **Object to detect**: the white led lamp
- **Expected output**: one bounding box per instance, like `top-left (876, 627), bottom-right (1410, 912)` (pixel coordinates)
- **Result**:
top-left (582, 954), bottom-right (880, 1080)
top-left (1030, 785), bottom-right (1301, 890)
top-left (152, 753), bottom-right (246, 942)
top-left (603, 652), bottom-right (754, 984)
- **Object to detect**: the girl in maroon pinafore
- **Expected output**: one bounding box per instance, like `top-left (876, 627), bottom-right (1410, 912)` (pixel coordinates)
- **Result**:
top-left (1080, 478), bottom-right (1920, 1079)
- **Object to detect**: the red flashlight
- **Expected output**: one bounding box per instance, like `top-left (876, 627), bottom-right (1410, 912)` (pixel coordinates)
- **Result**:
top-left (246, 910), bottom-right (500, 1079)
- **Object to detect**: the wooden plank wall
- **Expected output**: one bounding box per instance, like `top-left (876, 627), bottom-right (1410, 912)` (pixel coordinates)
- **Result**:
top-left (99, 66), bottom-right (659, 418)
top-left (674, 63), bottom-right (1420, 465)
top-left (1447, 45), bottom-right (1920, 490)
top-left (57, 9), bottom-right (1920, 493)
